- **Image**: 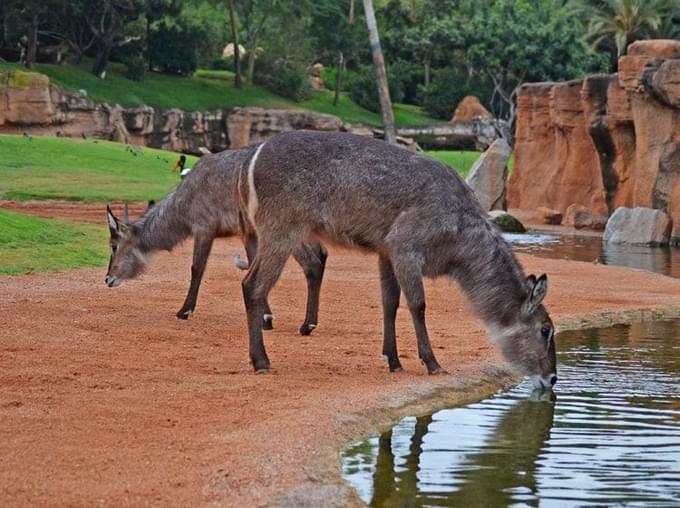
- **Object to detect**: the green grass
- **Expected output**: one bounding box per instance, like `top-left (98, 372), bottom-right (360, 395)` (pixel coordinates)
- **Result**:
top-left (0, 135), bottom-right (196, 202)
top-left (0, 209), bottom-right (108, 275)
top-left (426, 150), bottom-right (481, 179)
top-left (0, 62), bottom-right (435, 126)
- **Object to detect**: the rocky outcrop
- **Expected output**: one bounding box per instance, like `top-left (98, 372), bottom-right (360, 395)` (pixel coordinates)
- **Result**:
top-left (488, 210), bottom-right (526, 233)
top-left (537, 207), bottom-right (563, 225)
top-left (564, 204), bottom-right (608, 231)
top-left (451, 96), bottom-right (492, 123)
top-left (396, 118), bottom-right (499, 150)
top-left (509, 40), bottom-right (680, 236)
top-left (0, 70), bottom-right (345, 154)
top-left (603, 207), bottom-right (672, 245)
top-left (466, 138), bottom-right (511, 211)
top-left (226, 107), bottom-right (343, 148)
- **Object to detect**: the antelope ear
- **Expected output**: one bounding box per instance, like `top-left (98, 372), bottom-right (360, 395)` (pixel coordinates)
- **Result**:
top-left (526, 274), bottom-right (537, 291)
top-left (106, 205), bottom-right (120, 234)
top-left (524, 274), bottom-right (547, 314)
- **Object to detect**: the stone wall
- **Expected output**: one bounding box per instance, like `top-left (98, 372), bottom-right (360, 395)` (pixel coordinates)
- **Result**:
top-left (508, 40), bottom-right (680, 241)
top-left (0, 70), bottom-right (344, 154)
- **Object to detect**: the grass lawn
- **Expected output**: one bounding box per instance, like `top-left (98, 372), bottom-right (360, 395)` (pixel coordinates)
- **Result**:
top-left (0, 62), bottom-right (435, 127)
top-left (426, 150), bottom-right (481, 179)
top-left (0, 208), bottom-right (108, 275)
top-left (0, 135), bottom-right (196, 202)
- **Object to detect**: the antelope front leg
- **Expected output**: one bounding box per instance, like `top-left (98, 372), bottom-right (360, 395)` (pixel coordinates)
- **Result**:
top-left (244, 234), bottom-right (275, 330)
top-left (294, 242), bottom-right (327, 336)
top-left (176, 234), bottom-right (214, 319)
top-left (392, 257), bottom-right (445, 375)
top-left (379, 256), bottom-right (403, 372)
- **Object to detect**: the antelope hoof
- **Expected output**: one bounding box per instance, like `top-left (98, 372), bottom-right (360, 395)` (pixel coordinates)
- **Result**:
top-left (390, 366), bottom-right (404, 373)
top-left (254, 367), bottom-right (271, 375)
top-left (428, 366), bottom-right (449, 376)
top-left (299, 323), bottom-right (317, 336)
top-left (176, 309), bottom-right (192, 320)
top-left (252, 358), bottom-right (271, 373)
top-left (262, 319), bottom-right (274, 331)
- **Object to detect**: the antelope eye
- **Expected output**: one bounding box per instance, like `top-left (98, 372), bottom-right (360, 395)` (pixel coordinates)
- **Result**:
top-left (541, 326), bottom-right (551, 340)
top-left (111, 244), bottom-right (118, 254)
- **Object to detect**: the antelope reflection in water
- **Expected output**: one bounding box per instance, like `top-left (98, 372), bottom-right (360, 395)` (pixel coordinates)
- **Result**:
top-left (369, 390), bottom-right (555, 507)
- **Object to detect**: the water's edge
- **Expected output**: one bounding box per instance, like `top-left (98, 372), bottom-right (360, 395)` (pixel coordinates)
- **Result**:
top-left (266, 306), bottom-right (680, 508)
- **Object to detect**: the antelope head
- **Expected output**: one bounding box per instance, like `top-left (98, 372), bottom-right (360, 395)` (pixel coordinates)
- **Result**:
top-left (491, 274), bottom-right (557, 390)
top-left (105, 204), bottom-right (148, 287)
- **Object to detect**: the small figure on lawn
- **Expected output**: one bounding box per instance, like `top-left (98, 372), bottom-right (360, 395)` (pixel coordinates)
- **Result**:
top-left (172, 155), bottom-right (192, 179)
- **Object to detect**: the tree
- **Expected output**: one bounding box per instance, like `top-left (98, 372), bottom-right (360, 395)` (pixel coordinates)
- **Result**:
top-left (362, 0), bottom-right (396, 144)
top-left (226, 0), bottom-right (242, 87)
top-left (85, 0), bottom-right (146, 78)
top-left (463, 0), bottom-right (607, 126)
top-left (569, 0), bottom-right (674, 58)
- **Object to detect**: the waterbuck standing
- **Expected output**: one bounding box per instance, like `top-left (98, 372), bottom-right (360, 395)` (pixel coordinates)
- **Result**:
top-left (236, 131), bottom-right (556, 387)
top-left (105, 147), bottom-right (327, 335)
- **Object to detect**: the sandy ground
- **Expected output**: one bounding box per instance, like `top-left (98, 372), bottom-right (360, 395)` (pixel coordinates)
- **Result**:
top-left (2, 202), bottom-right (680, 507)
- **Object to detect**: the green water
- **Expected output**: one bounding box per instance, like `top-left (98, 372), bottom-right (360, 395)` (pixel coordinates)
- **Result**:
top-left (342, 320), bottom-right (680, 507)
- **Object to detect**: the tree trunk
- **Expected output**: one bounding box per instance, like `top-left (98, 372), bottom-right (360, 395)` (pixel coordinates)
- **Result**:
top-left (25, 12), bottom-right (39, 69)
top-left (349, 0), bottom-right (355, 23)
top-left (246, 35), bottom-right (258, 85)
top-left (92, 38), bottom-right (113, 78)
top-left (333, 51), bottom-right (344, 107)
top-left (424, 59), bottom-right (430, 87)
top-left (362, 0), bottom-right (396, 144)
top-left (227, 0), bottom-right (242, 88)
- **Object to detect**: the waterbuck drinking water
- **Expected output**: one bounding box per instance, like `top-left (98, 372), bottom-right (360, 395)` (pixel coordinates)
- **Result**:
top-left (236, 131), bottom-right (556, 387)
top-left (105, 147), bottom-right (327, 335)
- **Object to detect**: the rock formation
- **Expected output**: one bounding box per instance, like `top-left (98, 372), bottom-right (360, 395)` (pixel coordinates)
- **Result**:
top-left (466, 137), bottom-right (511, 211)
top-left (603, 207), bottom-right (672, 245)
top-left (0, 70), bottom-right (344, 155)
top-left (451, 96), bottom-right (492, 123)
top-left (509, 40), bottom-right (680, 242)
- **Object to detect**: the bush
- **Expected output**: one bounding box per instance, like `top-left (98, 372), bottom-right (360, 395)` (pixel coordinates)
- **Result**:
top-left (349, 66), bottom-right (405, 113)
top-left (322, 66), bottom-right (359, 93)
top-left (254, 60), bottom-right (311, 102)
top-left (123, 54), bottom-right (146, 82)
top-left (148, 21), bottom-right (198, 76)
top-left (420, 66), bottom-right (481, 120)
top-left (389, 61), bottom-right (424, 105)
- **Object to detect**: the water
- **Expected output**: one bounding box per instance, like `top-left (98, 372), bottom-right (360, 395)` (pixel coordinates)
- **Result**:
top-left (504, 231), bottom-right (680, 279)
top-left (342, 320), bottom-right (680, 507)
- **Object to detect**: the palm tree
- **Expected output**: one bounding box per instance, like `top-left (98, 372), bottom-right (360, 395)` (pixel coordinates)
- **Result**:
top-left (362, 0), bottom-right (396, 144)
top-left (570, 0), bottom-right (673, 57)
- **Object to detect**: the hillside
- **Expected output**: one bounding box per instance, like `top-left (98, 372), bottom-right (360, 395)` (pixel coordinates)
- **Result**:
top-left (0, 62), bottom-right (436, 127)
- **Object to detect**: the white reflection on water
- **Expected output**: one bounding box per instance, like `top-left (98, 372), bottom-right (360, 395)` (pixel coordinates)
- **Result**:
top-left (342, 320), bottom-right (680, 507)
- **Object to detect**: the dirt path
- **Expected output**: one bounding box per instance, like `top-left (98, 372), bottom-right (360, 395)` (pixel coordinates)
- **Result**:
top-left (0, 200), bottom-right (149, 223)
top-left (2, 206), bottom-right (680, 507)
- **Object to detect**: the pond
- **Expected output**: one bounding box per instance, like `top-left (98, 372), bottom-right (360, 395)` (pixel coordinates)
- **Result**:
top-left (342, 319), bottom-right (680, 507)
top-left (504, 231), bottom-right (680, 279)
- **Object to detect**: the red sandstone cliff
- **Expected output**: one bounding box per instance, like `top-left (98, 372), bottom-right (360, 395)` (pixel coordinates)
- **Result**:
top-left (509, 40), bottom-right (680, 241)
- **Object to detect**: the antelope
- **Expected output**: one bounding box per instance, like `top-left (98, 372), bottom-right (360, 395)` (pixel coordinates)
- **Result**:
top-left (105, 147), bottom-right (327, 335)
top-left (234, 131), bottom-right (556, 387)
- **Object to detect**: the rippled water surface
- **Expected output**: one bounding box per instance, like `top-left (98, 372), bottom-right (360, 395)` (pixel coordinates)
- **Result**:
top-left (504, 231), bottom-right (680, 278)
top-left (342, 320), bottom-right (680, 507)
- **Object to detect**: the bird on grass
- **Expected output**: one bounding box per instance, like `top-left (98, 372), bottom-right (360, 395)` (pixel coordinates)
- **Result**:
top-left (172, 155), bottom-right (192, 179)
top-left (22, 132), bottom-right (32, 142)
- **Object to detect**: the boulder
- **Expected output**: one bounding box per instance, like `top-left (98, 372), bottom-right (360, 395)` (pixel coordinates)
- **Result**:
top-left (465, 138), bottom-right (511, 211)
top-left (537, 207), bottom-right (563, 225)
top-left (489, 210), bottom-right (526, 233)
top-left (603, 207), bottom-right (672, 245)
top-left (0, 70), bottom-right (54, 125)
top-left (222, 43), bottom-right (247, 58)
top-left (451, 96), bottom-right (492, 123)
top-left (564, 204), bottom-right (608, 230)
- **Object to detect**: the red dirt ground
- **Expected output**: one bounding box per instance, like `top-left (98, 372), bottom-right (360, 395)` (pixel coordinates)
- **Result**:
top-left (2, 202), bottom-right (680, 506)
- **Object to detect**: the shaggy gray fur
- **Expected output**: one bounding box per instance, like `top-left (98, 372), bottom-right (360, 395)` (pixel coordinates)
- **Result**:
top-left (237, 131), bottom-right (556, 385)
top-left (106, 146), bottom-right (327, 334)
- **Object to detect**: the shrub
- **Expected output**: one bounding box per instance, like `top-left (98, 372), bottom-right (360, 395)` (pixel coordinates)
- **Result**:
top-left (148, 21), bottom-right (198, 76)
top-left (254, 59), bottom-right (311, 102)
top-left (349, 66), bottom-right (405, 113)
top-left (420, 66), bottom-right (480, 120)
top-left (123, 54), bottom-right (146, 82)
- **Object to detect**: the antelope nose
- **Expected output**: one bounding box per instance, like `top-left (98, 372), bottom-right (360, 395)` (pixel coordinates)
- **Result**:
top-left (549, 374), bottom-right (558, 386)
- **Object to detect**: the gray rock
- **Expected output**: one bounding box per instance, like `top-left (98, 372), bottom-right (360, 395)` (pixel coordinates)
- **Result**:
top-left (603, 207), bottom-right (672, 245)
top-left (489, 210), bottom-right (526, 233)
top-left (466, 138), bottom-right (511, 211)
top-left (564, 204), bottom-right (608, 230)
